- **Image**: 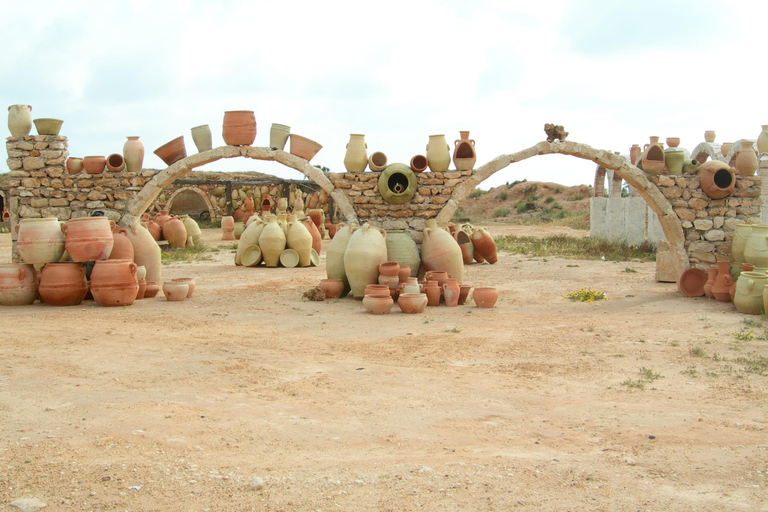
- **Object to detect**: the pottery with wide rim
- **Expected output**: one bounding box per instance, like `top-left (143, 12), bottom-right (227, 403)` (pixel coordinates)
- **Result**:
top-left (678, 268), bottom-right (707, 297)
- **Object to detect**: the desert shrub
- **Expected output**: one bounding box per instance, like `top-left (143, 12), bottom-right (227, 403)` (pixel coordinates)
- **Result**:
top-left (499, 191), bottom-right (508, 201)
top-left (544, 196), bottom-right (554, 203)
top-left (492, 208), bottom-right (510, 218)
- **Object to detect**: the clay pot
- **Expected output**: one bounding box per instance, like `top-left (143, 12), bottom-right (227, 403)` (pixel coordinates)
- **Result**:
top-left (758, 125), bottom-right (768, 154)
top-left (378, 274), bottom-right (400, 289)
top-left (90, 259), bottom-right (138, 307)
top-left (426, 134), bottom-right (451, 172)
top-left (443, 278), bottom-right (460, 307)
top-left (235, 218), bottom-right (266, 266)
top-left (172, 277), bottom-right (196, 298)
top-left (144, 218), bottom-right (162, 241)
top-left (665, 148), bottom-right (684, 176)
top-left (473, 287), bottom-right (499, 308)
top-left (270, 123), bottom-right (290, 150)
top-left (703, 266), bottom-right (717, 299)
top-left (154, 210), bottom-right (171, 228)
top-left (398, 266), bottom-right (411, 283)
top-left (15, 217), bottom-right (65, 264)
top-left (721, 142), bottom-right (734, 157)
top-left (364, 284), bottom-right (390, 297)
top-left (222, 111), bottom-right (256, 146)
top-left (61, 217), bottom-right (115, 262)
top-left (233, 208), bottom-right (245, 223)
top-left (424, 280), bottom-right (440, 306)
top-left (471, 227), bottom-right (498, 264)
top-left (259, 216), bottom-right (287, 267)
top-left (319, 278), bottom-right (345, 299)
top-left (677, 268), bottom-right (707, 297)
top-left (458, 285), bottom-right (472, 305)
top-left (402, 277), bottom-right (421, 294)
top-left (181, 215), bottom-right (202, 246)
top-left (698, 160), bottom-right (735, 199)
top-left (326, 223), bottom-right (357, 292)
top-left (83, 156), bottom-right (106, 174)
top-left (33, 118), bottom-right (63, 135)
top-left (307, 209), bottom-right (323, 229)
top-left (744, 224), bottom-right (768, 268)
top-left (704, 131), bottom-right (716, 143)
top-left (453, 131), bottom-right (477, 171)
top-left (666, 137), bottom-right (680, 148)
top-left (287, 219), bottom-right (314, 267)
top-left (66, 157), bottom-right (83, 173)
top-left (362, 294), bottom-right (393, 314)
top-left (125, 223), bottom-right (162, 285)
top-left (734, 140), bottom-right (758, 176)
top-left (123, 136), bottom-right (144, 173)
top-left (629, 144), bottom-right (641, 165)
top-left (300, 217), bottom-right (322, 256)
top-left (191, 125), bottom-right (213, 152)
top-left (108, 225), bottom-right (135, 261)
top-left (327, 223), bottom-right (338, 239)
top-left (144, 281), bottom-right (160, 298)
top-left (641, 136), bottom-right (665, 175)
top-left (344, 134), bottom-right (368, 173)
top-left (163, 281), bottom-right (188, 301)
top-left (422, 221), bottom-right (464, 283)
top-left (0, 263), bottom-right (38, 306)
top-left (163, 217), bottom-right (188, 248)
top-left (398, 292), bottom-right (428, 314)
top-left (136, 279), bottom-right (147, 300)
top-left (8, 104), bottom-right (32, 136)
top-left (279, 248), bottom-right (300, 268)
top-left (106, 153), bottom-right (125, 172)
top-left (732, 223), bottom-right (752, 263)
top-left (289, 134), bottom-right (323, 162)
top-left (154, 136), bottom-right (187, 166)
top-left (221, 216), bottom-right (236, 241)
top-left (410, 155), bottom-right (428, 173)
top-left (378, 261), bottom-right (400, 277)
top-left (368, 152), bottom-right (387, 171)
top-left (455, 225), bottom-right (474, 265)
top-left (711, 260), bottom-right (734, 302)
top-left (344, 224), bottom-right (388, 299)
top-left (735, 271), bottom-right (768, 315)
top-left (38, 262), bottom-right (88, 306)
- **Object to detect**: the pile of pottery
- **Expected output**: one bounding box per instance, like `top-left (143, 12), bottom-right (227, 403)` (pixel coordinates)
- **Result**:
top-left (341, 131), bottom-right (478, 173)
top-left (678, 223), bottom-right (768, 315)
top-left (233, 211), bottom-right (322, 268)
top-left (142, 210), bottom-right (201, 247)
top-left (8, 104), bottom-right (63, 137)
top-left (66, 136), bottom-right (145, 176)
top-left (448, 222), bottom-right (497, 265)
top-left (153, 113), bottom-right (322, 166)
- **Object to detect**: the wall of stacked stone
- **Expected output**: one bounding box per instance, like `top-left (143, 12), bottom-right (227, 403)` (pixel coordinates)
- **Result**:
top-left (329, 169), bottom-right (474, 243)
top-left (648, 174), bottom-right (761, 267)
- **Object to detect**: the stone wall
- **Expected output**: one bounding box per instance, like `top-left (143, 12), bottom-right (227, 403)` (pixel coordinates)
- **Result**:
top-left (329, 169), bottom-right (474, 243)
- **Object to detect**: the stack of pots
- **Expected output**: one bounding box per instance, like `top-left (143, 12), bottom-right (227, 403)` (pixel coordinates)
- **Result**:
top-left (234, 213), bottom-right (320, 268)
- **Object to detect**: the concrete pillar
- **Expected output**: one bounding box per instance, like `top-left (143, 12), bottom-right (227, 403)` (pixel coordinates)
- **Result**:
top-left (760, 158), bottom-right (768, 225)
top-left (625, 197), bottom-right (647, 246)
top-left (647, 206), bottom-right (664, 246)
top-left (606, 196), bottom-right (626, 243)
top-left (589, 197), bottom-right (608, 239)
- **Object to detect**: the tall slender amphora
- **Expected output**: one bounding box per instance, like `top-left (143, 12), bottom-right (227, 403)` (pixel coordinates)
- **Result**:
top-left (123, 136), bottom-right (144, 173)
top-left (421, 219), bottom-right (464, 283)
top-left (343, 134), bottom-right (368, 173)
top-left (344, 223), bottom-right (387, 299)
top-left (258, 216), bottom-right (286, 267)
top-left (326, 223), bottom-right (357, 294)
top-left (744, 224), bottom-right (768, 267)
top-left (734, 140), bottom-right (758, 176)
top-left (124, 222), bottom-right (162, 284)
top-left (426, 134), bottom-right (451, 172)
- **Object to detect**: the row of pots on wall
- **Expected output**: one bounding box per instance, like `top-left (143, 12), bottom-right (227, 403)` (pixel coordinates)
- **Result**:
top-left (698, 127), bottom-right (768, 155)
top-left (632, 136), bottom-right (760, 178)
top-left (66, 136), bottom-right (145, 175)
top-left (7, 104), bottom-right (63, 136)
top-left (342, 131), bottom-right (478, 174)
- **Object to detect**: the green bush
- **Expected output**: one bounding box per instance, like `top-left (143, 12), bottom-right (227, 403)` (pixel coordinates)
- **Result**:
top-left (544, 196), bottom-right (554, 204)
top-left (469, 189), bottom-right (487, 199)
top-left (515, 201), bottom-right (528, 214)
top-left (554, 186), bottom-right (562, 194)
top-left (492, 208), bottom-right (510, 218)
top-left (499, 191), bottom-right (508, 201)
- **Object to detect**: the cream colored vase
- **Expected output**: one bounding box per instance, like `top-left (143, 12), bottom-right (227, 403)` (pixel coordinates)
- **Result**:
top-left (191, 125), bottom-right (213, 153)
top-left (15, 217), bottom-right (66, 265)
top-left (343, 223), bottom-right (387, 299)
top-left (235, 217), bottom-right (266, 266)
top-left (123, 136), bottom-right (144, 173)
top-left (735, 271), bottom-right (768, 315)
top-left (757, 125), bottom-right (768, 154)
top-left (258, 216), bottom-right (286, 267)
top-left (385, 229), bottom-right (421, 277)
top-left (732, 223), bottom-right (752, 264)
top-left (426, 134), bottom-right (451, 172)
top-left (343, 134), bottom-right (368, 173)
top-left (744, 224), bottom-right (768, 267)
top-left (124, 222), bottom-right (162, 284)
top-left (8, 104), bottom-right (32, 136)
top-left (286, 220), bottom-right (314, 267)
top-left (181, 215), bottom-right (202, 246)
top-left (421, 219), bottom-right (464, 283)
top-left (326, 223), bottom-right (357, 294)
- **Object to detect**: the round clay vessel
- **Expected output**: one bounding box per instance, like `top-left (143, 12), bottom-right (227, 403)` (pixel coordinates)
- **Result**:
top-left (410, 155), bottom-right (428, 173)
top-left (83, 156), bottom-right (106, 174)
top-left (287, 220), bottom-right (314, 267)
top-left (704, 130), bottom-right (716, 143)
top-left (8, 104), bottom-right (32, 136)
top-left (698, 161), bottom-right (735, 199)
top-left (378, 274), bottom-right (400, 289)
top-left (735, 271), bottom-right (768, 315)
top-left (222, 111), bottom-right (256, 146)
top-left (711, 260), bottom-right (734, 303)
top-left (235, 218), bottom-right (266, 266)
top-left (33, 118), bottom-right (63, 135)
top-left (153, 136), bottom-right (187, 166)
top-left (744, 224), bottom-right (768, 268)
top-left (665, 137), bottom-right (680, 148)
top-left (259, 216), bottom-right (286, 267)
top-left (473, 287), bottom-right (499, 308)
top-left (378, 261), bottom-right (400, 277)
top-left (123, 136), bottom-right (144, 173)
top-left (426, 134), bottom-right (451, 172)
top-left (326, 223), bottom-right (357, 292)
top-left (300, 217), bottom-right (322, 257)
top-left (61, 217), bottom-right (115, 262)
top-left (385, 230), bottom-right (421, 277)
top-left (443, 277), bottom-right (460, 307)
top-left (641, 137), bottom-right (665, 175)
top-left (171, 277), bottom-right (196, 298)
top-left (221, 215), bottom-right (236, 241)
top-left (38, 262), bottom-right (88, 306)
top-left (319, 278), bottom-right (345, 299)
top-left (734, 140), bottom-right (758, 176)
top-left (758, 125), bottom-right (768, 154)
top-left (163, 217), bottom-right (188, 248)
top-left (424, 280), bottom-right (441, 306)
top-left (163, 281), bottom-right (188, 302)
top-left (368, 151), bottom-right (387, 171)
top-left (398, 292), bottom-right (428, 314)
top-left (470, 227), bottom-right (497, 264)
top-left (422, 221), bottom-right (464, 283)
top-left (108, 225), bottom-right (135, 261)
top-left (66, 157), bottom-right (83, 173)
top-left (106, 153), bottom-right (125, 172)
top-left (181, 215), bottom-right (202, 245)
top-left (144, 281), bottom-right (160, 298)
top-left (289, 134), bottom-right (323, 162)
top-left (677, 268), bottom-right (707, 297)
top-left (154, 210), bottom-right (171, 228)
top-left (721, 142), bottom-right (734, 157)
top-left (15, 217), bottom-right (66, 265)
top-left (270, 123), bottom-right (290, 150)
top-left (362, 294), bottom-right (393, 314)
top-left (0, 263), bottom-right (38, 306)
top-left (90, 259), bottom-right (138, 307)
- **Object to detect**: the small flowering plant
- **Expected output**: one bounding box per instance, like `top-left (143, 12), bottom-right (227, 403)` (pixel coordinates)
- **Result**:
top-left (564, 288), bottom-right (606, 302)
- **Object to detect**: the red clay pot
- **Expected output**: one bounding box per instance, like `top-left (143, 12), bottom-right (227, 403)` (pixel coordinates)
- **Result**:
top-left (153, 210), bottom-right (171, 228)
top-left (90, 259), bottom-right (138, 307)
top-left (108, 225), bottom-right (135, 261)
top-left (61, 217), bottom-right (115, 262)
top-left (163, 217), bottom-right (187, 247)
top-left (38, 262), bottom-right (88, 306)
top-left (362, 294), bottom-right (393, 314)
top-left (704, 266), bottom-right (717, 299)
top-left (83, 156), bottom-right (106, 175)
top-left (106, 153), bottom-right (125, 172)
top-left (319, 278), bottom-right (345, 299)
top-left (153, 136), bottom-right (187, 166)
top-left (473, 287), bottom-right (498, 308)
top-left (144, 281), bottom-right (160, 298)
top-left (172, 277), bottom-right (196, 298)
top-left (470, 228), bottom-right (497, 264)
top-left (711, 260), bottom-right (734, 302)
top-left (222, 111), bottom-right (257, 146)
top-left (410, 155), bottom-right (428, 173)
top-left (301, 217), bottom-right (322, 255)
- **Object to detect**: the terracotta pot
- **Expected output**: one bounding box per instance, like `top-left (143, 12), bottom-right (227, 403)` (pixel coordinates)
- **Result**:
top-left (453, 131), bottom-right (477, 171)
top-left (410, 155), bottom-right (428, 173)
top-left (426, 134), bottom-right (450, 172)
top-left (677, 268), bottom-right (707, 297)
top-left (327, 223), bottom-right (338, 239)
top-left (424, 281), bottom-right (440, 306)
top-left (144, 218), bottom-right (162, 241)
top-left (629, 144), bottom-right (641, 165)
top-left (458, 285), bottom-right (472, 305)
top-left (154, 136), bottom-right (187, 166)
top-left (744, 224), bottom-right (768, 268)
top-left (362, 294), bottom-right (393, 314)
top-left (704, 266), bottom-right (717, 299)
top-left (0, 263), bottom-right (38, 306)
top-left (144, 281), bottom-right (160, 298)
top-left (191, 124), bottom-right (213, 152)
top-left (259, 216), bottom-right (287, 267)
top-left (66, 157), bottom-right (83, 173)
top-left (665, 148), bottom-right (685, 175)
top-left (317, 279), bottom-right (343, 299)
top-left (33, 118), bottom-right (63, 135)
top-left (721, 142), bottom-right (734, 157)
top-left (8, 104), bottom-right (32, 136)
top-left (163, 217), bottom-right (188, 248)
top-left (287, 219), bottom-right (314, 267)
top-left (666, 137), bottom-right (680, 148)
top-left (90, 259), bottom-right (138, 307)
top-left (307, 209), bottom-right (323, 229)
top-left (732, 223), bottom-right (752, 264)
top-left (368, 152), bottom-right (387, 172)
top-left (378, 274), bottom-right (400, 289)
top-left (222, 111), bottom-right (256, 146)
top-left (123, 136), bottom-right (144, 173)
top-left (154, 210), bottom-right (171, 228)
top-left (108, 225), bottom-right (135, 261)
top-left (15, 217), bottom-right (65, 264)
top-left (734, 140), bottom-right (758, 176)
top-left (443, 277), bottom-right (460, 307)
top-left (300, 217), bottom-right (322, 256)
top-left (326, 223), bottom-right (357, 292)
top-left (455, 225), bottom-right (474, 265)
top-left (471, 227), bottom-right (498, 265)
top-left (704, 131), bottom-right (716, 143)
top-left (344, 134), bottom-right (368, 173)
top-left (270, 123), bottom-right (290, 150)
top-left (473, 287), bottom-right (499, 308)
top-left (698, 161), bottom-right (735, 199)
top-left (398, 266), bottom-right (411, 284)
top-left (364, 284), bottom-right (390, 297)
top-left (758, 125), bottom-right (768, 154)
top-left (398, 292), bottom-right (428, 314)
top-left (136, 279), bottom-right (147, 300)
top-left (232, 208), bottom-right (245, 223)
top-left (735, 271), bottom-right (768, 315)
top-left (221, 216), bottom-right (236, 241)
top-left (61, 217), bottom-right (115, 262)
top-left (711, 260), bottom-right (734, 302)
top-left (125, 223), bottom-right (162, 284)
top-left (378, 261), bottom-right (400, 277)
top-left (422, 221), bottom-right (463, 283)
top-left (38, 262), bottom-right (88, 306)
top-left (83, 156), bottom-right (106, 175)
top-left (172, 277), bottom-right (196, 298)
top-left (106, 153), bottom-right (125, 172)
top-left (344, 224), bottom-right (388, 299)
top-left (289, 134), bottom-right (323, 162)
top-left (163, 281), bottom-right (188, 301)
top-left (641, 136), bottom-right (665, 174)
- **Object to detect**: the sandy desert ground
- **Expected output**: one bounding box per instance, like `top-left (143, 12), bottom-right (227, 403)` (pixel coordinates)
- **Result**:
top-left (1, 224), bottom-right (767, 511)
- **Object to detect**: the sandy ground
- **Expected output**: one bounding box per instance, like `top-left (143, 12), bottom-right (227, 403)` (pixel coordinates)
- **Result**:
top-left (1, 224), bottom-right (767, 512)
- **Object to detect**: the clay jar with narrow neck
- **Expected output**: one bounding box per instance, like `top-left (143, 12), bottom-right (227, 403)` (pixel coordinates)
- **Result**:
top-left (8, 104), bottom-right (33, 136)
top-left (758, 125), bottom-right (768, 154)
top-left (90, 259), bottom-right (138, 307)
top-left (125, 223), bottom-right (162, 284)
top-left (15, 217), bottom-right (66, 264)
top-left (426, 134), bottom-right (451, 172)
top-left (422, 222), bottom-right (464, 284)
top-left (711, 260), bottom-right (734, 302)
top-left (443, 278), bottom-right (460, 307)
top-left (0, 263), bottom-right (38, 306)
top-left (109, 225), bottom-right (135, 261)
top-left (629, 144), bottom-right (641, 165)
top-left (453, 131), bottom-right (477, 171)
top-left (326, 223), bottom-right (357, 293)
top-left (343, 134), bottom-right (368, 173)
top-left (300, 217), bottom-right (322, 256)
top-left (704, 266), bottom-right (717, 298)
top-left (286, 219), bottom-right (313, 267)
top-left (38, 262), bottom-right (88, 306)
top-left (163, 217), bottom-right (188, 248)
top-left (344, 224), bottom-right (388, 299)
top-left (259, 216), bottom-right (287, 267)
top-left (61, 217), bottom-right (115, 262)
top-left (123, 136), bottom-right (144, 173)
top-left (734, 140), bottom-right (758, 176)
top-left (470, 227), bottom-right (497, 264)
top-left (744, 224), bottom-right (768, 268)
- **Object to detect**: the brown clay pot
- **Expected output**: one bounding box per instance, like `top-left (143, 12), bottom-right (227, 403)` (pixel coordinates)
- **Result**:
top-left (38, 262), bottom-right (88, 306)
top-left (473, 287), bottom-right (499, 308)
top-left (704, 266), bottom-right (717, 299)
top-left (289, 134), bottom-right (323, 162)
top-left (171, 277), bottom-right (196, 298)
top-left (221, 216), bottom-right (235, 240)
top-left (136, 278), bottom-right (147, 300)
top-left (66, 157), bottom-right (83, 173)
top-left (83, 156), bottom-right (106, 174)
top-left (678, 268), bottom-right (707, 297)
top-left (106, 153), bottom-right (125, 172)
top-left (319, 278), bottom-right (345, 299)
top-left (364, 284), bottom-right (390, 298)
top-left (458, 284), bottom-right (472, 305)
top-left (711, 260), bottom-right (734, 302)
top-left (362, 294), bottom-right (393, 314)
top-left (144, 281), bottom-right (160, 298)
top-left (398, 266), bottom-right (411, 283)
top-left (378, 261), bottom-right (400, 277)
top-left (0, 263), bottom-right (38, 306)
top-left (163, 217), bottom-right (188, 247)
top-left (443, 277), bottom-right (460, 307)
top-left (699, 161), bottom-right (735, 199)
top-left (471, 228), bottom-right (497, 263)
top-left (734, 140), bottom-right (758, 176)
top-left (90, 259), bottom-right (138, 307)
top-left (452, 131), bottom-right (477, 171)
top-left (424, 280), bottom-right (441, 306)
top-left (410, 155), bottom-right (428, 173)
top-left (144, 218), bottom-right (162, 241)
top-left (108, 225), bottom-right (135, 261)
top-left (641, 136), bottom-right (665, 175)
top-left (307, 209), bottom-right (323, 229)
top-left (154, 210), bottom-right (171, 228)
top-left (301, 217), bottom-right (322, 256)
top-left (154, 136), bottom-right (187, 166)
top-left (222, 111), bottom-right (257, 146)
top-left (61, 217), bottom-right (115, 262)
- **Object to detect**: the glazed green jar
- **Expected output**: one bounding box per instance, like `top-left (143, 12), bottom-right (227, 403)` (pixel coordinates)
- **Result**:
top-left (734, 271), bottom-right (768, 315)
top-left (664, 148), bottom-right (685, 175)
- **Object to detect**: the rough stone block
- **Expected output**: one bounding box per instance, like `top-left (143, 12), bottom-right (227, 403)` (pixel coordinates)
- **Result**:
top-left (703, 229), bottom-right (725, 241)
top-left (30, 198), bottom-right (49, 208)
top-left (689, 241), bottom-right (715, 253)
top-left (691, 252), bottom-right (717, 263)
top-left (76, 179), bottom-right (94, 188)
top-left (6, 159), bottom-right (23, 170)
top-left (657, 176), bottom-right (675, 187)
top-left (49, 198), bottom-right (69, 207)
top-left (17, 141), bottom-right (34, 151)
top-left (688, 198), bottom-right (708, 210)
top-left (674, 208), bottom-right (696, 222)
top-left (22, 156), bottom-right (45, 171)
top-left (430, 196), bottom-right (449, 205)
top-left (86, 201), bottom-right (105, 208)
top-left (20, 178), bottom-right (40, 188)
top-left (40, 149), bottom-right (62, 159)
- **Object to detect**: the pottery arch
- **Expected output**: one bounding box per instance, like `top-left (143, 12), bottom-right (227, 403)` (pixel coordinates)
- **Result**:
top-left (434, 140), bottom-right (689, 278)
top-left (120, 146), bottom-right (357, 227)
top-left (163, 186), bottom-right (216, 221)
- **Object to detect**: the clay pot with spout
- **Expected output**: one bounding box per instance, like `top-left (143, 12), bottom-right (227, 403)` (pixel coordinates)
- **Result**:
top-left (711, 260), bottom-right (734, 303)
top-left (38, 262), bottom-right (88, 306)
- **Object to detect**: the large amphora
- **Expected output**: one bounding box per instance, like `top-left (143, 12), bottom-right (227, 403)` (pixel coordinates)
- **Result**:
top-left (326, 223), bottom-right (357, 295)
top-left (421, 220), bottom-right (464, 284)
top-left (735, 271), bottom-right (768, 315)
top-left (344, 223), bottom-right (387, 299)
top-left (15, 217), bottom-right (65, 264)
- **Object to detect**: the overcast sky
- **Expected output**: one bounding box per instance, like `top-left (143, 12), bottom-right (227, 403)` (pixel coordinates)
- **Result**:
top-left (3, 0), bottom-right (766, 188)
